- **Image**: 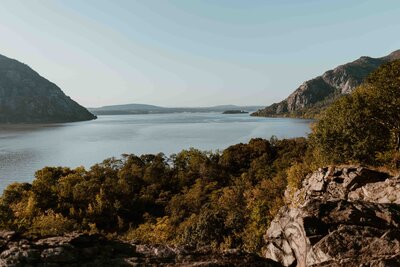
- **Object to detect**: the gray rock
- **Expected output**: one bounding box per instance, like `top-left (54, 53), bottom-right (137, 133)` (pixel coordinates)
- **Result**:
top-left (0, 232), bottom-right (280, 266)
top-left (264, 166), bottom-right (400, 267)
top-left (0, 232), bottom-right (15, 241)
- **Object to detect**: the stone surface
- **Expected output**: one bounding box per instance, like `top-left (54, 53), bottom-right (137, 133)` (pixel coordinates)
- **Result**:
top-left (0, 232), bottom-right (280, 267)
top-left (0, 54), bottom-right (96, 123)
top-left (252, 49), bottom-right (400, 118)
top-left (264, 166), bottom-right (400, 267)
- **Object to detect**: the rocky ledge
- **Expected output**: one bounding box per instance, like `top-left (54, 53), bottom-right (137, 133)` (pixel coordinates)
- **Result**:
top-left (0, 231), bottom-right (280, 267)
top-left (264, 166), bottom-right (400, 267)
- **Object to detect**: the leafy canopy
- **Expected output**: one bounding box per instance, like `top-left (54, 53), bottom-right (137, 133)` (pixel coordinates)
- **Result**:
top-left (311, 59), bottom-right (400, 165)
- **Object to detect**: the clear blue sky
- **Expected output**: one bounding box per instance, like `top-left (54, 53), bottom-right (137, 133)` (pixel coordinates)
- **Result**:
top-left (0, 0), bottom-right (399, 107)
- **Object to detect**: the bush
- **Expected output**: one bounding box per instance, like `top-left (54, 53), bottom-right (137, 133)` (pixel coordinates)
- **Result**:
top-left (125, 216), bottom-right (174, 244)
top-left (29, 210), bottom-right (76, 237)
top-left (311, 59), bottom-right (400, 165)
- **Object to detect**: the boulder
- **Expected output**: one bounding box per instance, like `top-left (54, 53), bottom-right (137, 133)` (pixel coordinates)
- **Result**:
top-left (264, 166), bottom-right (400, 267)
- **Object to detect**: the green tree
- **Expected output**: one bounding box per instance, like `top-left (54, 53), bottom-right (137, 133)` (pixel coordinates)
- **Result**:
top-left (311, 60), bottom-right (400, 164)
top-left (311, 90), bottom-right (389, 164)
top-left (364, 60), bottom-right (400, 152)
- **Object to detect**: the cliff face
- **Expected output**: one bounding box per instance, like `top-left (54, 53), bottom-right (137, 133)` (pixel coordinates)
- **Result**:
top-left (0, 54), bottom-right (96, 123)
top-left (253, 50), bottom-right (400, 118)
top-left (264, 166), bottom-right (400, 267)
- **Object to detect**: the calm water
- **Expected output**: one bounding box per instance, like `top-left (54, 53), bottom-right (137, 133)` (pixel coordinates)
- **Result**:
top-left (0, 113), bottom-right (312, 192)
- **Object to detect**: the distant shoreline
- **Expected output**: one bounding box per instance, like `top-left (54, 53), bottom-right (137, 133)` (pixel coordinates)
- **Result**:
top-left (88, 104), bottom-right (263, 116)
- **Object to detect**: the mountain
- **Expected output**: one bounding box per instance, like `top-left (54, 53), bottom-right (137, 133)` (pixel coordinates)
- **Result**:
top-left (89, 104), bottom-right (263, 115)
top-left (252, 49), bottom-right (400, 118)
top-left (0, 54), bottom-right (96, 123)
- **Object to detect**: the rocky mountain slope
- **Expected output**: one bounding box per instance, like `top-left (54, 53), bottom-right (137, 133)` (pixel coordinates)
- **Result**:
top-left (252, 50), bottom-right (400, 118)
top-left (0, 54), bottom-right (96, 123)
top-left (264, 166), bottom-right (400, 267)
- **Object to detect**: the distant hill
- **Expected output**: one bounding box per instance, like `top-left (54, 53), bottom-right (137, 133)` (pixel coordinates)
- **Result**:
top-left (0, 54), bottom-right (96, 123)
top-left (88, 104), bottom-right (263, 115)
top-left (252, 49), bottom-right (400, 118)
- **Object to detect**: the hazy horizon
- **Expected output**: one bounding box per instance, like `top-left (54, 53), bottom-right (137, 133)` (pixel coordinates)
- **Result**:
top-left (1, 0), bottom-right (400, 107)
top-left (87, 102), bottom-right (264, 109)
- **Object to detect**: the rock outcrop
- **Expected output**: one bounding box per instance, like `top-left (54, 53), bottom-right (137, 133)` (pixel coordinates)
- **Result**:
top-left (264, 166), bottom-right (400, 267)
top-left (0, 54), bottom-right (96, 123)
top-left (252, 50), bottom-right (400, 118)
top-left (0, 231), bottom-right (280, 267)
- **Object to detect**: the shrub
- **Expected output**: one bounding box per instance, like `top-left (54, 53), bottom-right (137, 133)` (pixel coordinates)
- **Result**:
top-left (29, 210), bottom-right (76, 237)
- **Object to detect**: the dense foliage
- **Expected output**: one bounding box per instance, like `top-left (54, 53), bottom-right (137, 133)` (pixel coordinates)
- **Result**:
top-left (0, 138), bottom-right (308, 252)
top-left (311, 59), bottom-right (400, 166)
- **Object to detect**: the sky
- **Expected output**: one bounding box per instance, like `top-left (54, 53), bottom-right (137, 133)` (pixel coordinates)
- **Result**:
top-left (0, 0), bottom-right (400, 108)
